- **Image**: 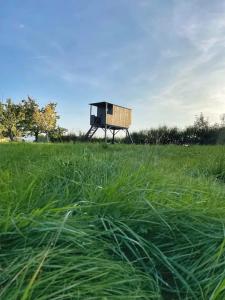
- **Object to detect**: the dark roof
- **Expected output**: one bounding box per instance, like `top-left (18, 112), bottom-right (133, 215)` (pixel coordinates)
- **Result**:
top-left (89, 101), bottom-right (109, 107)
top-left (89, 101), bottom-right (131, 110)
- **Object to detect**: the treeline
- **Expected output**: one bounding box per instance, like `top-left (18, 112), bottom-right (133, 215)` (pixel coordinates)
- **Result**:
top-left (52, 113), bottom-right (225, 145)
top-left (126, 113), bottom-right (225, 145)
top-left (0, 97), bottom-right (66, 142)
top-left (1, 98), bottom-right (225, 145)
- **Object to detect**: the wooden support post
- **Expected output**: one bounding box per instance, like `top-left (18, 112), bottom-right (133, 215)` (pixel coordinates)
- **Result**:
top-left (89, 105), bottom-right (93, 126)
top-left (112, 129), bottom-right (115, 144)
top-left (104, 128), bottom-right (107, 143)
top-left (105, 102), bottom-right (108, 143)
top-left (90, 105), bottom-right (92, 117)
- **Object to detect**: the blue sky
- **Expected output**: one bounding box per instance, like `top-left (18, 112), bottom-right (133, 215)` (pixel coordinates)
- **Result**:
top-left (1, 0), bottom-right (225, 132)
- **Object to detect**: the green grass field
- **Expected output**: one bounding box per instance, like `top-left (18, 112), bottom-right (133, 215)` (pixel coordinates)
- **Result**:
top-left (1, 143), bottom-right (225, 299)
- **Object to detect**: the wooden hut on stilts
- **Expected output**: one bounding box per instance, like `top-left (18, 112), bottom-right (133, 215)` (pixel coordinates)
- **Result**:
top-left (85, 101), bottom-right (133, 143)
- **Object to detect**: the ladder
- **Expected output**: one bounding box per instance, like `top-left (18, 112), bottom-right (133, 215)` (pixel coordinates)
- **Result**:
top-left (126, 129), bottom-right (134, 144)
top-left (85, 125), bottom-right (98, 140)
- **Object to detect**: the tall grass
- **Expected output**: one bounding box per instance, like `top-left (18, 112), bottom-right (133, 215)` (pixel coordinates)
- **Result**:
top-left (0, 143), bottom-right (225, 299)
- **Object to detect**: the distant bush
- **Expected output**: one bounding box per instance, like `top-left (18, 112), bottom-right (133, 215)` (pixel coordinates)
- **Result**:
top-left (33, 111), bottom-right (225, 145)
top-left (123, 113), bottom-right (225, 145)
top-left (51, 133), bottom-right (78, 143)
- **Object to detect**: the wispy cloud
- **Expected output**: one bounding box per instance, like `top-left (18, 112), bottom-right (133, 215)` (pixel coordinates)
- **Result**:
top-left (132, 1), bottom-right (225, 127)
top-left (2, 0), bottom-right (225, 131)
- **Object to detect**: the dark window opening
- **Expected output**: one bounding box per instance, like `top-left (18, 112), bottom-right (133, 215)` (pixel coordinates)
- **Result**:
top-left (107, 104), bottom-right (113, 115)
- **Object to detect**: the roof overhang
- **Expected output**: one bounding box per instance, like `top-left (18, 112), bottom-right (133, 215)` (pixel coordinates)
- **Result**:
top-left (89, 101), bottom-right (109, 107)
top-left (89, 101), bottom-right (131, 110)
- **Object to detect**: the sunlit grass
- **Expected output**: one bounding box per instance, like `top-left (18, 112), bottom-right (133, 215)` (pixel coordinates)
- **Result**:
top-left (0, 143), bottom-right (225, 299)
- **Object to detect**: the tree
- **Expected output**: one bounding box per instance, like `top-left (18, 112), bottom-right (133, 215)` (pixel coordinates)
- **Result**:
top-left (192, 113), bottom-right (210, 144)
top-left (49, 126), bottom-right (68, 142)
top-left (0, 103), bottom-right (4, 138)
top-left (21, 96), bottom-right (41, 141)
top-left (194, 113), bottom-right (209, 130)
top-left (220, 114), bottom-right (225, 127)
top-left (33, 103), bottom-right (58, 142)
top-left (0, 99), bottom-right (25, 141)
top-left (21, 96), bottom-right (39, 138)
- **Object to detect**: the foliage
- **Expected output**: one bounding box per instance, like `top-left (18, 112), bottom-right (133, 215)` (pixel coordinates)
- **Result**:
top-left (127, 113), bottom-right (225, 145)
top-left (51, 112), bottom-right (225, 145)
top-left (33, 103), bottom-right (58, 141)
top-left (1, 144), bottom-right (225, 299)
top-left (49, 126), bottom-right (68, 142)
top-left (0, 97), bottom-right (60, 141)
top-left (21, 96), bottom-right (39, 139)
top-left (0, 99), bottom-right (25, 141)
top-left (50, 131), bottom-right (87, 143)
top-left (194, 112), bottom-right (209, 130)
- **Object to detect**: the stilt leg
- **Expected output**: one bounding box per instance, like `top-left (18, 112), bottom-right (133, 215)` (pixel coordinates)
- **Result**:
top-left (126, 129), bottom-right (133, 144)
top-left (104, 126), bottom-right (107, 143)
top-left (112, 129), bottom-right (115, 144)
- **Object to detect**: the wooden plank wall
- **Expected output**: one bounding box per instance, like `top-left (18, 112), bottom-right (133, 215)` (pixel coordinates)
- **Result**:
top-left (106, 105), bottom-right (131, 128)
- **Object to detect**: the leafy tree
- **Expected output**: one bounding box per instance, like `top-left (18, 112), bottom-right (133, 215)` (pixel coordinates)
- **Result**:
top-left (220, 114), bottom-right (225, 127)
top-left (0, 102), bottom-right (4, 137)
top-left (0, 99), bottom-right (25, 141)
top-left (49, 126), bottom-right (68, 142)
top-left (194, 113), bottom-right (209, 130)
top-left (21, 96), bottom-right (39, 139)
top-left (33, 103), bottom-right (58, 142)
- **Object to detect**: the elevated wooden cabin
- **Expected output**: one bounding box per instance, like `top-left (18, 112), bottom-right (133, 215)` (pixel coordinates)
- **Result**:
top-left (89, 102), bottom-right (132, 129)
top-left (85, 101), bottom-right (133, 143)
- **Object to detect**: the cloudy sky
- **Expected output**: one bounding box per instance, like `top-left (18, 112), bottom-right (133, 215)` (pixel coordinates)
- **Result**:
top-left (1, 0), bottom-right (225, 132)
